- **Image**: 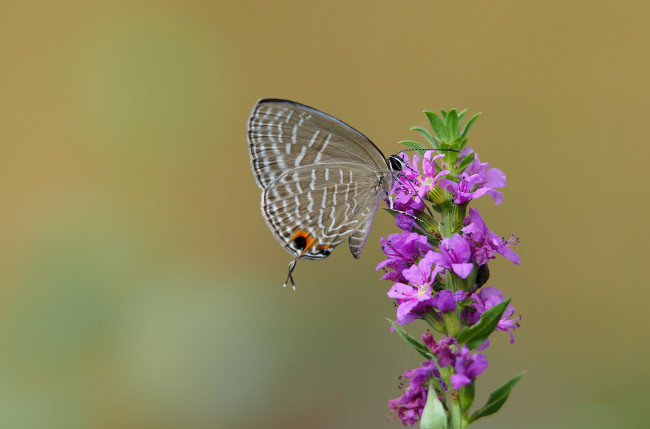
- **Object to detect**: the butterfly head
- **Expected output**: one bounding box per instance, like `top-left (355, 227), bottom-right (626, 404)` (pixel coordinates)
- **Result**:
top-left (388, 154), bottom-right (406, 172)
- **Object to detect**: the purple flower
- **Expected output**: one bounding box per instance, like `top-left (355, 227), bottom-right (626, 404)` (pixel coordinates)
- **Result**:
top-left (425, 335), bottom-right (457, 368)
top-left (392, 191), bottom-right (421, 232)
top-left (431, 290), bottom-right (467, 313)
top-left (462, 208), bottom-right (520, 265)
top-left (377, 231), bottom-right (433, 282)
top-left (429, 234), bottom-right (474, 279)
top-left (438, 149), bottom-right (506, 205)
top-left (408, 151), bottom-right (449, 196)
top-left (390, 153), bottom-right (425, 231)
top-left (450, 344), bottom-right (489, 390)
top-left (387, 253), bottom-right (444, 325)
top-left (438, 174), bottom-right (489, 205)
top-left (394, 151), bottom-right (449, 197)
top-left (390, 334), bottom-right (489, 422)
top-left (389, 361), bottom-right (441, 426)
top-left (467, 287), bottom-right (521, 343)
top-left (463, 149), bottom-right (507, 205)
top-left (422, 332), bottom-right (437, 350)
top-left (387, 284), bottom-right (432, 326)
top-left (381, 138), bottom-right (520, 423)
top-left (391, 152), bottom-right (449, 231)
top-left (422, 334), bottom-right (489, 390)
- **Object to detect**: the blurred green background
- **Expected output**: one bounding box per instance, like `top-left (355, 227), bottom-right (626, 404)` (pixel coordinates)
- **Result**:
top-left (1, 1), bottom-right (648, 428)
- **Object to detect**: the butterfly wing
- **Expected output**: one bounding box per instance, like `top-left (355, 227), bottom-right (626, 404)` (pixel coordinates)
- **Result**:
top-left (248, 99), bottom-right (389, 189)
top-left (261, 163), bottom-right (387, 260)
top-left (248, 99), bottom-right (393, 260)
top-left (348, 196), bottom-right (383, 259)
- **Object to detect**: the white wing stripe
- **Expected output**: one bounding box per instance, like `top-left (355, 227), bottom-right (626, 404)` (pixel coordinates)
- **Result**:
top-left (314, 133), bottom-right (331, 163)
top-left (295, 145), bottom-right (307, 167)
top-left (308, 130), bottom-right (320, 147)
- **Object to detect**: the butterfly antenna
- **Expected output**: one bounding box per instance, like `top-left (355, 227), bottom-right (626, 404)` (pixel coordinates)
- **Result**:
top-left (395, 148), bottom-right (460, 155)
top-left (283, 258), bottom-right (299, 291)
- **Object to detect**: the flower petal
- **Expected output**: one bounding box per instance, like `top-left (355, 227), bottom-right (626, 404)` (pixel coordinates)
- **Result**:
top-left (485, 168), bottom-right (506, 188)
top-left (396, 299), bottom-right (419, 321)
top-left (486, 189), bottom-right (504, 205)
top-left (450, 374), bottom-right (471, 390)
top-left (387, 283), bottom-right (415, 299)
top-left (452, 263), bottom-right (474, 279)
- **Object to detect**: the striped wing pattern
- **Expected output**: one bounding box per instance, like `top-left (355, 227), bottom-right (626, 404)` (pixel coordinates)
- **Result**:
top-left (247, 99), bottom-right (393, 260)
top-left (262, 163), bottom-right (384, 260)
top-left (248, 99), bottom-right (388, 189)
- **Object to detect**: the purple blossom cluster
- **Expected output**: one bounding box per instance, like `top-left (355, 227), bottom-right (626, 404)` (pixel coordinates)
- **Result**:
top-left (389, 333), bottom-right (490, 425)
top-left (389, 359), bottom-right (442, 426)
top-left (379, 148), bottom-right (521, 426)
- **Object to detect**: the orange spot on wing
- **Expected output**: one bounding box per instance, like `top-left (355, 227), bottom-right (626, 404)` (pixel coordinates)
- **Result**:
top-left (290, 230), bottom-right (316, 254)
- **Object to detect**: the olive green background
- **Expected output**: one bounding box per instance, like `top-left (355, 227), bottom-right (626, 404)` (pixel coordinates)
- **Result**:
top-left (1, 1), bottom-right (648, 428)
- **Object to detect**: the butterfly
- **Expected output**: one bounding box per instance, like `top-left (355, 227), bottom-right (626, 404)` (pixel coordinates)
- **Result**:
top-left (247, 99), bottom-right (406, 288)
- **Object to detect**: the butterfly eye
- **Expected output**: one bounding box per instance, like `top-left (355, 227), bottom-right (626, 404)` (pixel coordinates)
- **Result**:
top-left (388, 155), bottom-right (405, 172)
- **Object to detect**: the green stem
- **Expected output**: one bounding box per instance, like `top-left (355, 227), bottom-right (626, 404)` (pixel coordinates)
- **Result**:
top-left (450, 397), bottom-right (463, 429)
top-left (441, 204), bottom-right (454, 238)
top-left (447, 272), bottom-right (463, 293)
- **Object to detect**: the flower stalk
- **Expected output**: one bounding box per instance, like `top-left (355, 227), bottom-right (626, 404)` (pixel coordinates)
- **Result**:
top-left (381, 109), bottom-right (524, 427)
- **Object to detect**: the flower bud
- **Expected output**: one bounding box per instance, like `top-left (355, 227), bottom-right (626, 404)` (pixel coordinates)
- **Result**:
top-left (458, 381), bottom-right (475, 411)
top-left (422, 310), bottom-right (446, 333)
top-left (451, 202), bottom-right (468, 230)
top-left (427, 185), bottom-right (447, 205)
top-left (466, 263), bottom-right (490, 293)
top-left (416, 212), bottom-right (440, 236)
top-left (442, 311), bottom-right (460, 336)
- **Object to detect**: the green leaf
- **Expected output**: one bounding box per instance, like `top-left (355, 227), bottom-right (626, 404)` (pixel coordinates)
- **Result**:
top-left (411, 126), bottom-right (439, 148)
top-left (460, 112), bottom-right (481, 138)
top-left (387, 319), bottom-right (432, 359)
top-left (446, 109), bottom-right (459, 139)
top-left (399, 140), bottom-right (428, 150)
top-left (455, 298), bottom-right (510, 349)
top-left (383, 208), bottom-right (398, 218)
top-left (458, 109), bottom-right (467, 121)
top-left (426, 235), bottom-right (441, 247)
top-left (456, 151), bottom-right (475, 174)
top-left (420, 381), bottom-right (449, 429)
top-left (468, 372), bottom-right (525, 423)
top-left (425, 111), bottom-right (448, 140)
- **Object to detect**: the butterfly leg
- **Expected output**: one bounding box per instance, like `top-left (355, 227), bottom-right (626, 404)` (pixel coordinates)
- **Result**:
top-left (386, 186), bottom-right (430, 226)
top-left (388, 208), bottom-right (429, 226)
top-left (394, 172), bottom-right (436, 219)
